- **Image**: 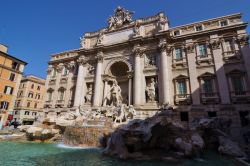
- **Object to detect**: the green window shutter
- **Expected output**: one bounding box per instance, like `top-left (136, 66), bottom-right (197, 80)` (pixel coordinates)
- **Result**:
top-left (178, 81), bottom-right (186, 95)
top-left (175, 48), bottom-right (182, 60)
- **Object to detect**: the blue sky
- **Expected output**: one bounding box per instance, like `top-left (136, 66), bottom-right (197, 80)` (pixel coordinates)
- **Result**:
top-left (0, 0), bottom-right (249, 79)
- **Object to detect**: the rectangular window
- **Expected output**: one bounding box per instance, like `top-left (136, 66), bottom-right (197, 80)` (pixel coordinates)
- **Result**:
top-left (16, 101), bottom-right (20, 107)
top-left (220, 20), bottom-right (228, 27)
top-left (4, 86), bottom-right (14, 95)
top-left (231, 76), bottom-right (244, 95)
top-left (198, 44), bottom-right (207, 57)
top-left (175, 48), bottom-right (183, 60)
top-left (225, 40), bottom-right (235, 52)
top-left (48, 92), bottom-right (52, 101)
top-left (37, 86), bottom-right (40, 90)
top-left (178, 80), bottom-right (187, 95)
top-left (174, 30), bottom-right (180, 36)
top-left (195, 25), bottom-right (203, 31)
top-left (27, 102), bottom-right (31, 108)
top-left (208, 111), bottom-right (217, 118)
top-left (239, 111), bottom-right (249, 127)
top-left (63, 68), bottom-right (69, 76)
top-left (203, 79), bottom-right (213, 95)
top-left (11, 62), bottom-right (19, 70)
top-left (9, 73), bottom-right (15, 81)
top-left (180, 112), bottom-right (189, 122)
top-left (0, 101), bottom-right (9, 110)
top-left (59, 91), bottom-right (64, 100)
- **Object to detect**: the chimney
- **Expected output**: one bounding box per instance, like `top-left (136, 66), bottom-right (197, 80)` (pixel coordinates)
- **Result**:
top-left (0, 44), bottom-right (8, 53)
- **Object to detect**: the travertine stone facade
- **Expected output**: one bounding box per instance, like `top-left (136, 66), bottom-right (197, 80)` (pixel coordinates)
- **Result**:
top-left (44, 7), bottom-right (250, 126)
top-left (13, 75), bottom-right (45, 124)
top-left (0, 44), bottom-right (27, 129)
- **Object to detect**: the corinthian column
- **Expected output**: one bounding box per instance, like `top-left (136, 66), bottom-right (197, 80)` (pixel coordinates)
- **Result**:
top-left (93, 51), bottom-right (104, 107)
top-left (133, 45), bottom-right (143, 106)
top-left (159, 39), bottom-right (170, 105)
top-left (74, 56), bottom-right (87, 107)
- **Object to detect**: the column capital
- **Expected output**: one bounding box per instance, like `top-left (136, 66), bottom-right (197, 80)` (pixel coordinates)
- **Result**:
top-left (158, 40), bottom-right (172, 56)
top-left (47, 65), bottom-right (53, 74)
top-left (56, 63), bottom-right (64, 73)
top-left (185, 43), bottom-right (195, 54)
top-left (127, 71), bottom-right (133, 79)
top-left (158, 39), bottom-right (167, 52)
top-left (210, 39), bottom-right (221, 50)
top-left (77, 56), bottom-right (88, 66)
top-left (66, 61), bottom-right (76, 71)
top-left (132, 44), bottom-right (144, 57)
top-left (238, 35), bottom-right (249, 46)
top-left (96, 51), bottom-right (104, 62)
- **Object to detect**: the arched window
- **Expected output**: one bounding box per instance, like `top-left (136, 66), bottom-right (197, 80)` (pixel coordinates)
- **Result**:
top-left (47, 88), bottom-right (54, 101)
top-left (58, 87), bottom-right (66, 101)
top-left (19, 91), bottom-right (23, 97)
top-left (28, 92), bottom-right (34, 98)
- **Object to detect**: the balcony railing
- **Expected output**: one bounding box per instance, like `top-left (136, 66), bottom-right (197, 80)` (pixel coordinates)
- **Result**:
top-left (55, 100), bottom-right (65, 108)
top-left (222, 50), bottom-right (241, 62)
top-left (196, 54), bottom-right (213, 65)
top-left (200, 92), bottom-right (220, 104)
top-left (56, 100), bottom-right (64, 104)
top-left (230, 91), bottom-right (250, 103)
top-left (172, 57), bottom-right (187, 68)
top-left (174, 94), bottom-right (191, 105)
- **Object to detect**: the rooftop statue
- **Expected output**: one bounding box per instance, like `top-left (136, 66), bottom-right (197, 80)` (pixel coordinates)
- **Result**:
top-left (107, 6), bottom-right (134, 30)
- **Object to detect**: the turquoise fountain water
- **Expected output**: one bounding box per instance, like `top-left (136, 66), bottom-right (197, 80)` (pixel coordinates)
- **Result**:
top-left (0, 141), bottom-right (238, 166)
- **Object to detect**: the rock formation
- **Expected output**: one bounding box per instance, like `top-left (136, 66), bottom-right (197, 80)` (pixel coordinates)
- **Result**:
top-left (101, 115), bottom-right (248, 160)
top-left (102, 116), bottom-right (205, 160)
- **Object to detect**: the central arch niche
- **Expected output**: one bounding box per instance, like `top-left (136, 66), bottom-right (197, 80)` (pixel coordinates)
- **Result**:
top-left (103, 60), bottom-right (131, 106)
top-left (109, 61), bottom-right (129, 77)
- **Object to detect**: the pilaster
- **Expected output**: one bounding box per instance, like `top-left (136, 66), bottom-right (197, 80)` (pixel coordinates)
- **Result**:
top-left (238, 35), bottom-right (250, 89)
top-left (210, 36), bottom-right (230, 104)
top-left (186, 42), bottom-right (200, 105)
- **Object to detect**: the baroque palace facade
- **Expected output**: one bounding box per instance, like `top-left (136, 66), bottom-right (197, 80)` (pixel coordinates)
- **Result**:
top-left (44, 7), bottom-right (250, 126)
top-left (13, 75), bottom-right (45, 125)
top-left (0, 44), bottom-right (27, 129)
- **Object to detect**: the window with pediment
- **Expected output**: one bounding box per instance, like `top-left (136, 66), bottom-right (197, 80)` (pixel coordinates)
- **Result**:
top-left (227, 70), bottom-right (248, 96)
top-left (173, 75), bottom-right (191, 105)
top-left (174, 48), bottom-right (183, 60)
top-left (198, 72), bottom-right (217, 97)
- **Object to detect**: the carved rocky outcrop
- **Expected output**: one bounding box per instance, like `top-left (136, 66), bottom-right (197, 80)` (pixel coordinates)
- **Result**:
top-left (25, 126), bottom-right (60, 142)
top-left (102, 116), bottom-right (205, 160)
top-left (102, 115), bottom-right (248, 160)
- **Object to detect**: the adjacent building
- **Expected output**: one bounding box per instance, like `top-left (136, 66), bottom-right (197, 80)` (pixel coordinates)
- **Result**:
top-left (0, 44), bottom-right (27, 129)
top-left (13, 75), bottom-right (45, 125)
top-left (43, 7), bottom-right (250, 129)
